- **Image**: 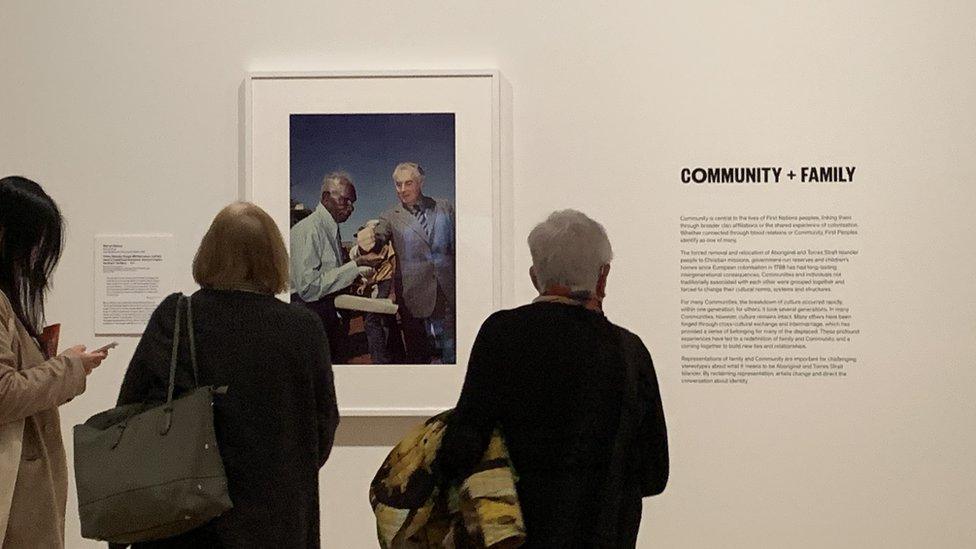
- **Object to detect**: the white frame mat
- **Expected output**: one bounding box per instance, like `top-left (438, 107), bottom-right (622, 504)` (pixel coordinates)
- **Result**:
top-left (245, 70), bottom-right (508, 415)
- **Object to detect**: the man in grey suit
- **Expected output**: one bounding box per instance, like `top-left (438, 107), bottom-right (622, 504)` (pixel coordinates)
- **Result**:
top-left (356, 162), bottom-right (456, 364)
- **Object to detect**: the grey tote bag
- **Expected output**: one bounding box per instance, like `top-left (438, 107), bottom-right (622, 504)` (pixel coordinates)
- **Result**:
top-left (73, 294), bottom-right (232, 544)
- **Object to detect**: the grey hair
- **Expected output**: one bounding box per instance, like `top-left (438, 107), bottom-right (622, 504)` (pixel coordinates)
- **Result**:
top-left (321, 171), bottom-right (353, 194)
top-left (393, 162), bottom-right (425, 182)
top-left (527, 209), bottom-right (613, 292)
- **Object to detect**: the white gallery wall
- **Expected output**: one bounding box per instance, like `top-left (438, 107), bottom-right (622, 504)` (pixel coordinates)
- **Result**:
top-left (2, 1), bottom-right (975, 547)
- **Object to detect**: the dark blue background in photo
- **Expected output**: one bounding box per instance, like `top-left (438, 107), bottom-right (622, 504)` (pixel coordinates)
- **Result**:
top-left (290, 113), bottom-right (456, 234)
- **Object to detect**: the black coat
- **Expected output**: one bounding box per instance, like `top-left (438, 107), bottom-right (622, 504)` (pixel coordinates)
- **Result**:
top-left (115, 289), bottom-right (339, 548)
top-left (438, 302), bottom-right (668, 548)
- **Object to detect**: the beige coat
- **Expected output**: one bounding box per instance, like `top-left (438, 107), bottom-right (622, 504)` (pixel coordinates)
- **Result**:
top-left (0, 291), bottom-right (86, 548)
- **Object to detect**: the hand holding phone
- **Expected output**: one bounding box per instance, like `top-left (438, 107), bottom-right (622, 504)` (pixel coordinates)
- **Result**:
top-left (93, 341), bottom-right (118, 354)
top-left (65, 343), bottom-right (114, 375)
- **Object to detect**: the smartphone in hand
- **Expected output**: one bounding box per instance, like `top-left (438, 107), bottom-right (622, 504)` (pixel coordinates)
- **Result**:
top-left (92, 342), bottom-right (118, 353)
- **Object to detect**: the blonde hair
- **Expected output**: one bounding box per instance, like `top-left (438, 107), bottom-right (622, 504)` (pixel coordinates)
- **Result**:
top-left (193, 202), bottom-right (289, 294)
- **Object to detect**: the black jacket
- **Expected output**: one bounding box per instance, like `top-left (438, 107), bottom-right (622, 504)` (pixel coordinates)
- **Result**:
top-left (115, 289), bottom-right (339, 548)
top-left (438, 302), bottom-right (668, 548)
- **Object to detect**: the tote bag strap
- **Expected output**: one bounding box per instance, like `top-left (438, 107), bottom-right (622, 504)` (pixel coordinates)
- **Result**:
top-left (164, 294), bottom-right (201, 408)
top-left (186, 295), bottom-right (199, 386)
top-left (165, 295), bottom-right (184, 406)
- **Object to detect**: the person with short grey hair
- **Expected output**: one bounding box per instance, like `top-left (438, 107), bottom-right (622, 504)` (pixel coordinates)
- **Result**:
top-left (439, 209), bottom-right (669, 547)
top-left (527, 209), bottom-right (614, 298)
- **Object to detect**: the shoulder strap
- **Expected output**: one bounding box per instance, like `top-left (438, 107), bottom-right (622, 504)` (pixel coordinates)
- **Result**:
top-left (164, 294), bottom-right (200, 406)
top-left (165, 295), bottom-right (184, 405)
top-left (186, 294), bottom-right (199, 386)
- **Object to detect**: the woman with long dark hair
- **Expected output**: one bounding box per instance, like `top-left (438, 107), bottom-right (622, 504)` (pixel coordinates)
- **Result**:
top-left (0, 175), bottom-right (108, 547)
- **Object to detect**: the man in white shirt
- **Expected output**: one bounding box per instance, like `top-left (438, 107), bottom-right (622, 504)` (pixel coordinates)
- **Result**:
top-left (290, 172), bottom-right (376, 363)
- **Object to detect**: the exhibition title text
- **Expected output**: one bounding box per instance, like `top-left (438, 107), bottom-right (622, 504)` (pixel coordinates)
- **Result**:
top-left (681, 166), bottom-right (856, 184)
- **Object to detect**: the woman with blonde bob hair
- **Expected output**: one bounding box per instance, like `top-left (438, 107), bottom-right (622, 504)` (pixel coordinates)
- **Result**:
top-left (116, 202), bottom-right (339, 548)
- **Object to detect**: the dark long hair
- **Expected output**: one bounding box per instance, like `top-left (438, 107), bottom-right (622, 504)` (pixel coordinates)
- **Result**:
top-left (0, 176), bottom-right (64, 338)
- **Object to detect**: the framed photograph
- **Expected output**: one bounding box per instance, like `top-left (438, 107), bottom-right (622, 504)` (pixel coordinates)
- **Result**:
top-left (245, 70), bottom-right (508, 415)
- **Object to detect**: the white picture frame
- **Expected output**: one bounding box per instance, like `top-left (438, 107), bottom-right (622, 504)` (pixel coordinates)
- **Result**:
top-left (244, 70), bottom-right (510, 416)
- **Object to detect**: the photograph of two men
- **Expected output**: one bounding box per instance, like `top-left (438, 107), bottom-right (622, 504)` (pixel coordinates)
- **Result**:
top-left (288, 113), bottom-right (457, 366)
